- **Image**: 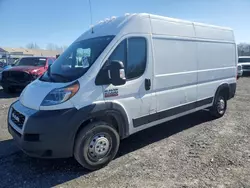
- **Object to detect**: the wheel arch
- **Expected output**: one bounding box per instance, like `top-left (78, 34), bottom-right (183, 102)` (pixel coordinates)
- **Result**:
top-left (74, 102), bottom-right (130, 143)
top-left (214, 83), bottom-right (230, 102)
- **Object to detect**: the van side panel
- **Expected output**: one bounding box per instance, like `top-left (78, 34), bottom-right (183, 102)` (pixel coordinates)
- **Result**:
top-left (196, 42), bottom-right (236, 100)
top-left (131, 16), bottom-right (236, 134)
top-left (153, 37), bottom-right (197, 113)
top-left (194, 24), bottom-right (234, 42)
top-left (151, 19), bottom-right (195, 37)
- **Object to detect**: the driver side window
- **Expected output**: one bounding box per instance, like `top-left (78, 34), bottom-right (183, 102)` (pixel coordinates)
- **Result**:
top-left (95, 37), bottom-right (147, 85)
top-left (108, 40), bottom-right (127, 67)
top-left (109, 37), bottom-right (147, 80)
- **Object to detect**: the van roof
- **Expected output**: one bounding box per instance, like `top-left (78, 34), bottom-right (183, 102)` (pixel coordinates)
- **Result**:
top-left (95, 13), bottom-right (233, 31)
top-left (76, 13), bottom-right (234, 42)
top-left (146, 13), bottom-right (232, 30)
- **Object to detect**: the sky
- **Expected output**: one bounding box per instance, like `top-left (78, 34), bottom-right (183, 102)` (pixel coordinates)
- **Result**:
top-left (0, 0), bottom-right (249, 49)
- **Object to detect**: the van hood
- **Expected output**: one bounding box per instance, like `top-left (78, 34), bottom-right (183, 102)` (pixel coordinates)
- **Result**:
top-left (7, 66), bottom-right (43, 74)
top-left (20, 79), bottom-right (67, 110)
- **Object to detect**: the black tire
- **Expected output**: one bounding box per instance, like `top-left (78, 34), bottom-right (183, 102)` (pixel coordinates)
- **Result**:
top-left (74, 121), bottom-right (120, 170)
top-left (210, 92), bottom-right (227, 118)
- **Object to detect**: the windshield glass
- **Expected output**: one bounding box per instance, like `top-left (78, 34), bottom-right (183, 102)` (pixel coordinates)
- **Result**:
top-left (41, 36), bottom-right (114, 82)
top-left (16, 57), bottom-right (47, 66)
top-left (239, 58), bottom-right (250, 63)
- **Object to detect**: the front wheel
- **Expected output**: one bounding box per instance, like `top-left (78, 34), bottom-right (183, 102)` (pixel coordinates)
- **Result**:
top-left (210, 93), bottom-right (227, 118)
top-left (74, 121), bottom-right (120, 170)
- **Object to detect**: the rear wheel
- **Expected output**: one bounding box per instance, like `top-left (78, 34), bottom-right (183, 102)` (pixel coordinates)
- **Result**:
top-left (74, 121), bottom-right (120, 170)
top-left (210, 92), bottom-right (227, 118)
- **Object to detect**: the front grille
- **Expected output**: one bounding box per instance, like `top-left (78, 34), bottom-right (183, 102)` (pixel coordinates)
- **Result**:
top-left (2, 71), bottom-right (32, 83)
top-left (242, 65), bottom-right (250, 69)
top-left (11, 108), bottom-right (25, 129)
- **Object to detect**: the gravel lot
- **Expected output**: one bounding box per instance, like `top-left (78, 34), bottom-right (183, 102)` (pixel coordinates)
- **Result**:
top-left (0, 78), bottom-right (250, 188)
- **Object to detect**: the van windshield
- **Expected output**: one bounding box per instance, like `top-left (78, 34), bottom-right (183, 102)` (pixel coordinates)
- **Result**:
top-left (40, 36), bottom-right (114, 82)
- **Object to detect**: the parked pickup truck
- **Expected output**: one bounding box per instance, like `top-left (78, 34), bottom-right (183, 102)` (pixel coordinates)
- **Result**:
top-left (238, 56), bottom-right (250, 76)
top-left (237, 64), bottom-right (243, 78)
top-left (1, 56), bottom-right (55, 93)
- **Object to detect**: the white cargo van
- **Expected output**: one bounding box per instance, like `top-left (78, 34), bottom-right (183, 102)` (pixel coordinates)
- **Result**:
top-left (8, 13), bottom-right (237, 170)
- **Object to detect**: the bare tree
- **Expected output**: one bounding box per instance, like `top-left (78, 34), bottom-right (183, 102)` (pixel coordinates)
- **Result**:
top-left (26, 42), bottom-right (40, 49)
top-left (46, 43), bottom-right (68, 52)
top-left (238, 43), bottom-right (250, 56)
top-left (46, 43), bottom-right (58, 51)
top-left (57, 45), bottom-right (68, 52)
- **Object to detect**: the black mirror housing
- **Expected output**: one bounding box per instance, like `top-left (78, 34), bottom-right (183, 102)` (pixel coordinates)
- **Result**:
top-left (109, 60), bottom-right (126, 86)
top-left (95, 60), bottom-right (126, 86)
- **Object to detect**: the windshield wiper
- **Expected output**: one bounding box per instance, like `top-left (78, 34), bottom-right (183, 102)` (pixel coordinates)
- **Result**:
top-left (50, 73), bottom-right (70, 82)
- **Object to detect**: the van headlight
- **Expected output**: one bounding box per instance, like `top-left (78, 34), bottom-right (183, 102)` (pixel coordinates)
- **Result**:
top-left (41, 81), bottom-right (80, 106)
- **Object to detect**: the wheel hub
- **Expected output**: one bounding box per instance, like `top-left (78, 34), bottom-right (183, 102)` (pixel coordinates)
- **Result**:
top-left (217, 98), bottom-right (225, 114)
top-left (88, 135), bottom-right (110, 159)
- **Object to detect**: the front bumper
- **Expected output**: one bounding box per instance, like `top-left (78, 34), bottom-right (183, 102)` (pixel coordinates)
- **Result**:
top-left (1, 71), bottom-right (37, 88)
top-left (237, 70), bottom-right (243, 77)
top-left (1, 80), bottom-right (32, 88)
top-left (8, 101), bottom-right (78, 158)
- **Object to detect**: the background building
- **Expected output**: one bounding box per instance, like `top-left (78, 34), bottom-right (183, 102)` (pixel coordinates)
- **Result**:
top-left (0, 47), bottom-right (62, 67)
top-left (1, 47), bottom-right (61, 58)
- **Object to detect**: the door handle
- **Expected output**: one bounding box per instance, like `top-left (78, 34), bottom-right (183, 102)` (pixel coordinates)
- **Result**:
top-left (145, 79), bottom-right (151, 91)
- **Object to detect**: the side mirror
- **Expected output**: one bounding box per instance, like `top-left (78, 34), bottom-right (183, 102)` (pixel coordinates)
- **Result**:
top-left (107, 60), bottom-right (126, 86)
